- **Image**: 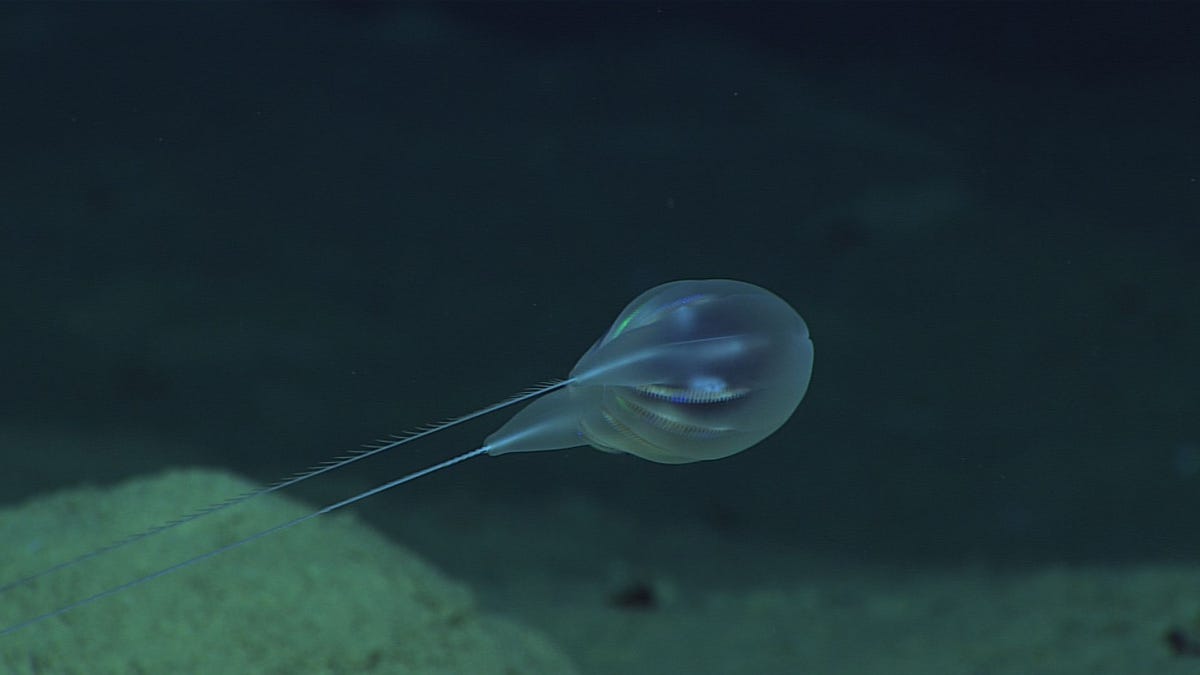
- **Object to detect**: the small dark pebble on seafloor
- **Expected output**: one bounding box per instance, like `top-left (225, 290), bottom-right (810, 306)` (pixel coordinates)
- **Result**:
top-left (1165, 627), bottom-right (1200, 657)
top-left (610, 581), bottom-right (657, 610)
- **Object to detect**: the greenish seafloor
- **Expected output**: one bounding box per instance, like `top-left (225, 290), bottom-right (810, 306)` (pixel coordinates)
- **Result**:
top-left (519, 561), bottom-right (1200, 674)
top-left (393, 490), bottom-right (1200, 675)
top-left (0, 470), bottom-right (579, 675)
top-left (5, 469), bottom-right (1200, 675)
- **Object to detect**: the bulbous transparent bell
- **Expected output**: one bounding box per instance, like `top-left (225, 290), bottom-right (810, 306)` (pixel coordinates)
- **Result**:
top-left (486, 279), bottom-right (813, 464)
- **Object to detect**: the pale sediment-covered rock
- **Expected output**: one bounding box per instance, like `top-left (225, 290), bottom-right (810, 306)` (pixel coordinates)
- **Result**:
top-left (0, 469), bottom-right (579, 675)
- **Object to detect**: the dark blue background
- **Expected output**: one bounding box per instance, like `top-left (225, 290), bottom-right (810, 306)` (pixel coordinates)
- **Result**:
top-left (1, 2), bottom-right (1197, 566)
